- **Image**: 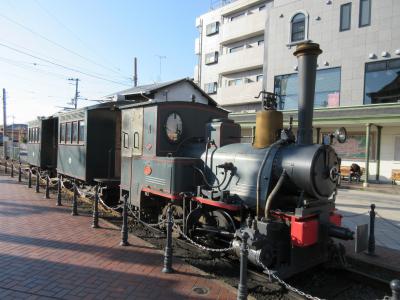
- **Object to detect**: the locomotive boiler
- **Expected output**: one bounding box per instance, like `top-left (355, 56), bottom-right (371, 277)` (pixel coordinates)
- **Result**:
top-left (121, 42), bottom-right (354, 278)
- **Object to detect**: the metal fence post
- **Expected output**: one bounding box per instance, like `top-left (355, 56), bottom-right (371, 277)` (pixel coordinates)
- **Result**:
top-left (18, 163), bottom-right (22, 182)
top-left (28, 168), bottom-right (32, 188)
top-left (71, 180), bottom-right (78, 216)
top-left (35, 169), bottom-right (40, 193)
top-left (92, 185), bottom-right (100, 228)
top-left (10, 162), bottom-right (14, 178)
top-left (368, 204), bottom-right (376, 255)
top-left (45, 176), bottom-right (50, 199)
top-left (120, 194), bottom-right (129, 246)
top-left (57, 175), bottom-right (62, 206)
top-left (162, 204), bottom-right (174, 273)
top-left (237, 232), bottom-right (249, 300)
top-left (391, 279), bottom-right (400, 300)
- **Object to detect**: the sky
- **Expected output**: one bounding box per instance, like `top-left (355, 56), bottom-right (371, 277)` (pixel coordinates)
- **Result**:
top-left (0, 0), bottom-right (211, 124)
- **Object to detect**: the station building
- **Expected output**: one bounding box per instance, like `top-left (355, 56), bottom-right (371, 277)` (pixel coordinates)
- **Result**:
top-left (194, 0), bottom-right (400, 184)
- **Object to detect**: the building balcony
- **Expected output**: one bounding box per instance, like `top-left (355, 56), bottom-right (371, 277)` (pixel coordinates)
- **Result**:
top-left (219, 46), bottom-right (264, 75)
top-left (220, 11), bottom-right (265, 44)
top-left (218, 81), bottom-right (262, 105)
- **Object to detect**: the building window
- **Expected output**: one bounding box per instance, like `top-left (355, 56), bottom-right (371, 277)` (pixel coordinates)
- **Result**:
top-left (60, 123), bottom-right (65, 143)
top-left (78, 120), bottom-right (85, 143)
top-left (205, 51), bottom-right (218, 65)
top-left (274, 68), bottom-right (341, 110)
top-left (359, 0), bottom-right (371, 27)
top-left (291, 13), bottom-right (306, 42)
top-left (340, 3), bottom-right (352, 31)
top-left (229, 45), bottom-right (243, 53)
top-left (204, 82), bottom-right (217, 94)
top-left (206, 22), bottom-right (219, 36)
top-left (228, 78), bottom-right (242, 86)
top-left (256, 74), bottom-right (263, 82)
top-left (364, 58), bottom-right (400, 104)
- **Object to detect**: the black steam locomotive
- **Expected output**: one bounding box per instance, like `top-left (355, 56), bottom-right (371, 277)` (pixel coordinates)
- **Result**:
top-left (26, 42), bottom-right (353, 278)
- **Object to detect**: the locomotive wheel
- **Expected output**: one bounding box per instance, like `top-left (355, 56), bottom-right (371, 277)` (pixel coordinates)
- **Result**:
top-left (186, 207), bottom-right (236, 248)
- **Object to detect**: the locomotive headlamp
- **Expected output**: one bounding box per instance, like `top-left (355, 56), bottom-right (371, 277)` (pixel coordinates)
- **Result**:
top-left (334, 127), bottom-right (347, 144)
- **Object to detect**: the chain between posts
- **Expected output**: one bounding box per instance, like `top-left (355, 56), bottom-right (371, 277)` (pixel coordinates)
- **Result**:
top-left (256, 258), bottom-right (324, 300)
top-left (172, 224), bottom-right (234, 252)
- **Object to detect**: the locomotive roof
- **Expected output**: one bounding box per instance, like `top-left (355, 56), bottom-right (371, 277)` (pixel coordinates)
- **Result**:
top-left (56, 100), bottom-right (134, 116)
top-left (106, 78), bottom-right (218, 106)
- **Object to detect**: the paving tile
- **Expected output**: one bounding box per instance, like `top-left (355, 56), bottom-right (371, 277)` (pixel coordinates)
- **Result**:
top-left (0, 175), bottom-right (237, 299)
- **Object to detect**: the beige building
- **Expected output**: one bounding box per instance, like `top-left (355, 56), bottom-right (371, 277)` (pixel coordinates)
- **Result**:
top-left (195, 0), bottom-right (400, 184)
top-left (194, 0), bottom-right (270, 107)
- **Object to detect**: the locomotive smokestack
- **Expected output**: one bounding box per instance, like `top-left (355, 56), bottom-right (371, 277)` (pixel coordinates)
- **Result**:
top-left (293, 43), bottom-right (322, 145)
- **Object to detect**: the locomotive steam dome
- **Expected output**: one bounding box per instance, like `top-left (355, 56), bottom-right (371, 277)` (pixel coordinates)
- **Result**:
top-left (276, 144), bottom-right (339, 200)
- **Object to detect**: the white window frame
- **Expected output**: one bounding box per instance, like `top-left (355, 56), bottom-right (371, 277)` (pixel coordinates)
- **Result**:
top-left (287, 11), bottom-right (310, 47)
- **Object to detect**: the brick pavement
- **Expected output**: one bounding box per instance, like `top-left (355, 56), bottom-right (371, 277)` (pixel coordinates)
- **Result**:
top-left (0, 175), bottom-right (237, 300)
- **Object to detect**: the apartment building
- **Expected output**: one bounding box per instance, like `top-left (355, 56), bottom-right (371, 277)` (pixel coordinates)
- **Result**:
top-left (194, 0), bottom-right (270, 107)
top-left (195, 0), bottom-right (400, 184)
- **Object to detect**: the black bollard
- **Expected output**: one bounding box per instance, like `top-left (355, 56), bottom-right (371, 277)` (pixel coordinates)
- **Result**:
top-left (18, 164), bottom-right (22, 182)
top-left (10, 162), bottom-right (14, 178)
top-left (162, 204), bottom-right (174, 273)
top-left (237, 232), bottom-right (249, 300)
top-left (4, 160), bottom-right (7, 174)
top-left (56, 175), bottom-right (62, 206)
top-left (28, 168), bottom-right (32, 188)
top-left (45, 176), bottom-right (50, 199)
top-left (92, 185), bottom-right (100, 228)
top-left (120, 194), bottom-right (130, 246)
top-left (391, 279), bottom-right (400, 300)
top-left (367, 204), bottom-right (376, 255)
top-left (35, 170), bottom-right (40, 193)
top-left (71, 181), bottom-right (78, 216)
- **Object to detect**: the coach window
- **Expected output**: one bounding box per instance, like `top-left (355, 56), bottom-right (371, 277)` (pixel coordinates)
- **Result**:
top-left (36, 128), bottom-right (40, 143)
top-left (28, 128), bottom-right (31, 143)
top-left (72, 121), bottom-right (78, 143)
top-left (33, 128), bottom-right (37, 143)
top-left (66, 122), bottom-right (71, 144)
top-left (60, 123), bottom-right (65, 143)
top-left (78, 120), bottom-right (85, 143)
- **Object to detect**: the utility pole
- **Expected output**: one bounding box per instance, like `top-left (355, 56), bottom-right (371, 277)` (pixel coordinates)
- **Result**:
top-left (11, 116), bottom-right (14, 160)
top-left (155, 55), bottom-right (166, 82)
top-left (133, 57), bottom-right (138, 87)
top-left (68, 78), bottom-right (80, 109)
top-left (2, 88), bottom-right (7, 159)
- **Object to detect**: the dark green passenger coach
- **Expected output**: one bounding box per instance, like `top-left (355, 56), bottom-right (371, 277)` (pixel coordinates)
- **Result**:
top-left (57, 102), bottom-right (129, 183)
top-left (26, 116), bottom-right (58, 170)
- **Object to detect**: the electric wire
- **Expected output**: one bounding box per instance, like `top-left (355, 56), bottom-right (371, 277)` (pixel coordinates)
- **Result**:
top-left (0, 42), bottom-right (131, 86)
top-left (0, 12), bottom-right (131, 82)
top-left (33, 0), bottom-right (129, 79)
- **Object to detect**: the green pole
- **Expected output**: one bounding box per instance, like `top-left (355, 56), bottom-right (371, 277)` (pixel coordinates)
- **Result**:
top-left (375, 126), bottom-right (382, 182)
top-left (364, 123), bottom-right (371, 187)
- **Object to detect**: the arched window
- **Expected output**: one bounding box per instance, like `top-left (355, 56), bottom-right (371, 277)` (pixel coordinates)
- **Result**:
top-left (291, 13), bottom-right (306, 42)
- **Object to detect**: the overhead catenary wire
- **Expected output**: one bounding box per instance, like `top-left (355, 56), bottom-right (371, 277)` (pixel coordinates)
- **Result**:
top-left (33, 0), bottom-right (128, 79)
top-left (0, 42), bottom-right (131, 87)
top-left (0, 12), bottom-right (131, 82)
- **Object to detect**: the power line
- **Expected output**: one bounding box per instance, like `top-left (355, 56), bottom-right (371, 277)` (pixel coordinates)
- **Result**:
top-left (0, 42), bottom-right (131, 86)
top-left (0, 39), bottom-right (129, 82)
top-left (33, 0), bottom-right (128, 78)
top-left (0, 12), bottom-right (132, 81)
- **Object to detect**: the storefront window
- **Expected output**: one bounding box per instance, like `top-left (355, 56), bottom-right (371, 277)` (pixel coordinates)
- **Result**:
top-left (364, 58), bottom-right (400, 104)
top-left (274, 68), bottom-right (341, 110)
top-left (330, 132), bottom-right (376, 160)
